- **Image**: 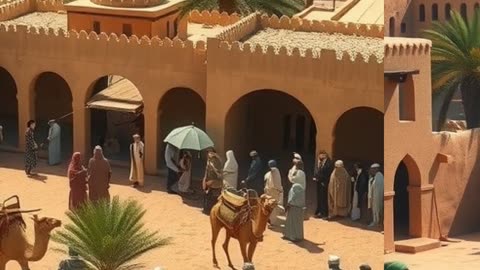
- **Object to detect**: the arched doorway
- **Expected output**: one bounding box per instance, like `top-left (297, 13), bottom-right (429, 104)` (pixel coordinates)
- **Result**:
top-left (389, 17), bottom-right (395, 37)
top-left (87, 75), bottom-right (144, 161)
top-left (0, 67), bottom-right (18, 147)
top-left (157, 88), bottom-right (206, 171)
top-left (34, 72), bottom-right (73, 160)
top-left (394, 155), bottom-right (421, 241)
top-left (333, 107), bottom-right (383, 166)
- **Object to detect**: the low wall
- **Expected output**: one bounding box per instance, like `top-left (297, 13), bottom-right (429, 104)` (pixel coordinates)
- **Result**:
top-left (188, 10), bottom-right (240, 26)
top-left (432, 129), bottom-right (480, 236)
top-left (216, 12), bottom-right (259, 42)
top-left (0, 0), bottom-right (64, 21)
top-left (35, 0), bottom-right (64, 12)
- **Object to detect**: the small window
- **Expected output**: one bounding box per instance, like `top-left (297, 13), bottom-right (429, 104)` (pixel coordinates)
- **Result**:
top-left (389, 17), bottom-right (395, 36)
top-left (173, 18), bottom-right (178, 37)
top-left (461, 4), bottom-right (467, 20)
top-left (401, 23), bottom-right (407, 33)
top-left (445, 4), bottom-right (452, 20)
top-left (419, 4), bottom-right (425, 22)
top-left (398, 78), bottom-right (416, 121)
top-left (122, 24), bottom-right (132, 37)
top-left (93, 21), bottom-right (100, 34)
top-left (166, 21), bottom-right (170, 38)
top-left (432, 4), bottom-right (438, 20)
top-left (475, 3), bottom-right (480, 10)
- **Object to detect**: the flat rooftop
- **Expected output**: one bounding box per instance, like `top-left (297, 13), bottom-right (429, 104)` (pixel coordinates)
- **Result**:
top-left (338, 0), bottom-right (384, 25)
top-left (1, 12), bottom-right (67, 30)
top-left (243, 28), bottom-right (383, 61)
top-left (187, 23), bottom-right (226, 42)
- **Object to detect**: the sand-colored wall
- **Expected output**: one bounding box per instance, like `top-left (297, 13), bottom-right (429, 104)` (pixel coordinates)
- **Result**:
top-left (0, 0), bottom-right (64, 21)
top-left (188, 10), bottom-right (240, 26)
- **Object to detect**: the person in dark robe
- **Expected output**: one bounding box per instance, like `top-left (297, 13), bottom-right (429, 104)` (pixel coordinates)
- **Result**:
top-left (202, 149), bottom-right (223, 214)
top-left (242, 150), bottom-right (264, 196)
top-left (25, 120), bottom-right (38, 176)
top-left (87, 146), bottom-right (112, 202)
top-left (68, 152), bottom-right (87, 211)
top-left (313, 150), bottom-right (334, 218)
top-left (353, 162), bottom-right (369, 222)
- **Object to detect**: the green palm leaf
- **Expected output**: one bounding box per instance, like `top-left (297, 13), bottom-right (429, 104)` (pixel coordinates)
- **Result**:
top-left (422, 8), bottom-right (480, 129)
top-left (52, 196), bottom-right (170, 270)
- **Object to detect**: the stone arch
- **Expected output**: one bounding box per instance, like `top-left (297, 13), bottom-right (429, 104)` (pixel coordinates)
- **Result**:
top-left (333, 107), bottom-right (383, 165)
top-left (32, 72), bottom-right (73, 159)
top-left (224, 89), bottom-right (317, 180)
top-left (419, 4), bottom-right (426, 21)
top-left (0, 66), bottom-right (18, 147)
top-left (87, 75), bottom-right (144, 161)
top-left (394, 154), bottom-right (422, 241)
top-left (157, 87), bottom-right (206, 166)
top-left (389, 17), bottom-right (395, 36)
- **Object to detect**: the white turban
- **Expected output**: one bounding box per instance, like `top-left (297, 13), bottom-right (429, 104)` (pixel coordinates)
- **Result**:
top-left (293, 153), bottom-right (302, 160)
top-left (334, 160), bottom-right (344, 168)
top-left (370, 163), bottom-right (380, 169)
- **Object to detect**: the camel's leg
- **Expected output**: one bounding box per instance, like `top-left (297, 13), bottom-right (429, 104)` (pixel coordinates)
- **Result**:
top-left (18, 260), bottom-right (29, 270)
top-left (223, 232), bottom-right (234, 268)
top-left (247, 240), bottom-right (258, 263)
top-left (211, 217), bottom-right (222, 266)
top-left (239, 239), bottom-right (249, 263)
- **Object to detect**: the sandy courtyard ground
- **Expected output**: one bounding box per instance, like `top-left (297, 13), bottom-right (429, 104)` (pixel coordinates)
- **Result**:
top-left (385, 233), bottom-right (480, 269)
top-left (0, 152), bottom-right (382, 270)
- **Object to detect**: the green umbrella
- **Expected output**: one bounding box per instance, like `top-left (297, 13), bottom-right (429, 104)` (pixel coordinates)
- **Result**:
top-left (163, 125), bottom-right (214, 151)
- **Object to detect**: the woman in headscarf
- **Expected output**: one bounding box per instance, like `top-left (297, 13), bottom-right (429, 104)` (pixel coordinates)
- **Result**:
top-left (87, 146), bottom-right (112, 202)
top-left (223, 150), bottom-right (238, 189)
top-left (202, 149), bottom-right (223, 214)
top-left (178, 150), bottom-right (193, 193)
top-left (328, 160), bottom-right (352, 219)
top-left (264, 160), bottom-right (284, 226)
top-left (283, 160), bottom-right (306, 242)
top-left (68, 152), bottom-right (87, 211)
top-left (25, 120), bottom-right (38, 176)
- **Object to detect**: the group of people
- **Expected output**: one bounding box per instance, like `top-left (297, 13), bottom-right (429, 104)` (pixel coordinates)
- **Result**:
top-left (314, 151), bottom-right (384, 227)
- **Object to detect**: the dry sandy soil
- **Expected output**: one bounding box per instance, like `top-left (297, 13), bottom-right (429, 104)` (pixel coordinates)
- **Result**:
top-left (1, 12), bottom-right (67, 30)
top-left (0, 152), bottom-right (382, 270)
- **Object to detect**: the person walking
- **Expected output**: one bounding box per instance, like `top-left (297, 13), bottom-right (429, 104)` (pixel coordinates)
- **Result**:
top-left (47, 119), bottom-right (61, 165)
top-left (25, 120), bottom-right (38, 176)
top-left (165, 143), bottom-right (180, 194)
top-left (129, 134), bottom-right (145, 188)
top-left (87, 146), bottom-right (111, 202)
top-left (313, 151), bottom-right (334, 219)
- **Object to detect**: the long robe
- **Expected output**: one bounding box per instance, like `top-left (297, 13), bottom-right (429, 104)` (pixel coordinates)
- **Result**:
top-left (24, 128), bottom-right (37, 172)
top-left (88, 150), bottom-right (111, 202)
top-left (129, 141), bottom-right (145, 186)
top-left (178, 156), bottom-right (192, 192)
top-left (48, 123), bottom-right (61, 165)
top-left (350, 177), bottom-right (360, 221)
top-left (370, 172), bottom-right (384, 225)
top-left (328, 167), bottom-right (352, 218)
top-left (223, 150), bottom-right (238, 189)
top-left (284, 183), bottom-right (305, 241)
top-left (68, 153), bottom-right (87, 211)
top-left (264, 168), bottom-right (284, 226)
top-left (246, 157), bottom-right (264, 196)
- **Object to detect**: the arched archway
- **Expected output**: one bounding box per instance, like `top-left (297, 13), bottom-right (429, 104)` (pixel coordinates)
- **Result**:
top-left (33, 72), bottom-right (73, 160)
top-left (225, 90), bottom-right (317, 180)
top-left (389, 17), bottom-right (395, 36)
top-left (333, 107), bottom-right (383, 166)
top-left (0, 67), bottom-right (18, 147)
top-left (394, 155), bottom-right (421, 241)
top-left (157, 88), bottom-right (206, 168)
top-left (87, 75), bottom-right (144, 161)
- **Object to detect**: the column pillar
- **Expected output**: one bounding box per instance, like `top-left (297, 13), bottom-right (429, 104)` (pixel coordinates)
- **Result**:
top-left (384, 191), bottom-right (395, 253)
top-left (17, 82), bottom-right (34, 150)
top-left (143, 102), bottom-right (158, 175)
top-left (72, 98), bottom-right (89, 158)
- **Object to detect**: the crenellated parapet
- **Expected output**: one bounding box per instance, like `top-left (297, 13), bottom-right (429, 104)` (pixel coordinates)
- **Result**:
top-left (188, 10), bottom-right (240, 26)
top-left (216, 12), bottom-right (258, 42)
top-left (384, 37), bottom-right (431, 58)
top-left (35, 0), bottom-right (64, 12)
top-left (90, 0), bottom-right (166, 8)
top-left (0, 0), bottom-right (64, 21)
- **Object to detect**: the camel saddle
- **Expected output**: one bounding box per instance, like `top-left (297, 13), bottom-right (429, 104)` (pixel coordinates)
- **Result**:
top-left (217, 188), bottom-right (258, 231)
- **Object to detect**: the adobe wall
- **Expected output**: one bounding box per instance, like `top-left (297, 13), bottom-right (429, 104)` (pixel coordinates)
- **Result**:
top-left (0, 0), bottom-right (64, 21)
top-left (187, 10), bottom-right (240, 26)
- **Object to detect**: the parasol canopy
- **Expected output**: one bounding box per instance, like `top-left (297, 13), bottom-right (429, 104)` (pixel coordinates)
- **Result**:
top-left (163, 125), bottom-right (214, 150)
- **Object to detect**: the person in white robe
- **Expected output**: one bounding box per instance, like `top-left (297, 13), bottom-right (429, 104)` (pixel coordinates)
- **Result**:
top-left (368, 163), bottom-right (384, 227)
top-left (178, 151), bottom-right (193, 193)
top-left (288, 152), bottom-right (302, 183)
top-left (223, 150), bottom-right (238, 189)
top-left (350, 175), bottom-right (361, 221)
top-left (283, 161), bottom-right (306, 242)
top-left (264, 160), bottom-right (284, 226)
top-left (129, 134), bottom-right (145, 188)
top-left (47, 120), bottom-right (61, 165)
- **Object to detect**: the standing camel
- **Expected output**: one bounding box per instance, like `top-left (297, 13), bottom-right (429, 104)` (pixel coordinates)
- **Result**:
top-left (210, 194), bottom-right (277, 268)
top-left (0, 214), bottom-right (62, 270)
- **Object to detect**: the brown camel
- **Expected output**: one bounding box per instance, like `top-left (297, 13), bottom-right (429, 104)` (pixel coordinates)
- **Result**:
top-left (210, 194), bottom-right (277, 268)
top-left (0, 214), bottom-right (62, 270)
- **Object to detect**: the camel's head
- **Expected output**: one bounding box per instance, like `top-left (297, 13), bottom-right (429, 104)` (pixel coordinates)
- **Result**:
top-left (259, 194), bottom-right (277, 216)
top-left (31, 214), bottom-right (62, 233)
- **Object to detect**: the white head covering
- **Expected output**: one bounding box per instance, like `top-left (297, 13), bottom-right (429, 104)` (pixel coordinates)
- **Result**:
top-left (224, 150), bottom-right (238, 172)
top-left (370, 163), bottom-right (380, 169)
top-left (335, 160), bottom-right (344, 168)
top-left (328, 255), bottom-right (340, 265)
top-left (293, 152), bottom-right (302, 160)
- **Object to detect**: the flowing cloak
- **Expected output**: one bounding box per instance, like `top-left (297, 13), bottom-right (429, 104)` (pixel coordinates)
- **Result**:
top-left (328, 167), bottom-right (352, 217)
top-left (246, 157), bottom-right (264, 196)
top-left (68, 153), bottom-right (87, 211)
top-left (129, 141), bottom-right (145, 186)
top-left (178, 156), bottom-right (192, 192)
top-left (47, 123), bottom-right (61, 165)
top-left (87, 154), bottom-right (112, 202)
top-left (371, 172), bottom-right (384, 214)
top-left (284, 183), bottom-right (305, 241)
top-left (203, 154), bottom-right (223, 190)
top-left (25, 128), bottom-right (37, 169)
top-left (223, 151), bottom-right (238, 189)
top-left (265, 168), bottom-right (284, 226)
top-left (350, 177), bottom-right (361, 220)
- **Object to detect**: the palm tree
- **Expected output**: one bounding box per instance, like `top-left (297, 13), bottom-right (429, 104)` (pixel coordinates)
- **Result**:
top-left (179, 0), bottom-right (305, 18)
top-left (53, 196), bottom-right (170, 270)
top-left (423, 9), bottom-right (480, 130)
